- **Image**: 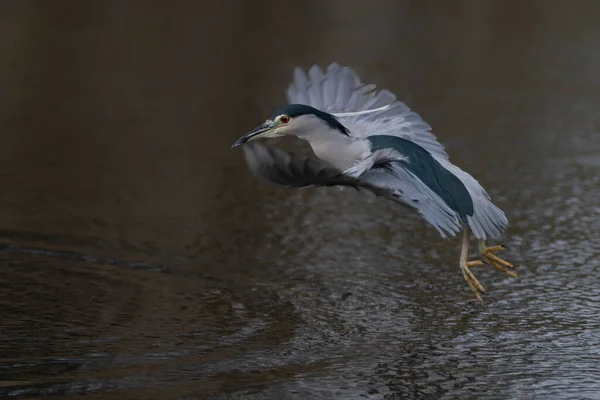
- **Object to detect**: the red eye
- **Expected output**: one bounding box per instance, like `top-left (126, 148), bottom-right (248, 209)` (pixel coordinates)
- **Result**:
top-left (280, 115), bottom-right (290, 124)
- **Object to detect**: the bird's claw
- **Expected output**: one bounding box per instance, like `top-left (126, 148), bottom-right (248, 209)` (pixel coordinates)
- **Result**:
top-left (461, 245), bottom-right (516, 302)
top-left (461, 260), bottom-right (485, 302)
top-left (459, 232), bottom-right (517, 303)
top-left (481, 245), bottom-right (517, 278)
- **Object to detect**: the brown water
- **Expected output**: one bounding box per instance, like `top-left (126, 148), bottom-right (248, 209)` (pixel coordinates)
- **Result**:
top-left (1, 1), bottom-right (600, 399)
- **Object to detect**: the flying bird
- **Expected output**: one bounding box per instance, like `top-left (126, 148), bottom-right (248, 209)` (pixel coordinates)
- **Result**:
top-left (232, 63), bottom-right (516, 301)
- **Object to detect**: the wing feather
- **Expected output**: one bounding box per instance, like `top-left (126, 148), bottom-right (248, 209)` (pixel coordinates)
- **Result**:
top-left (242, 143), bottom-right (358, 189)
top-left (241, 144), bottom-right (506, 240)
top-left (241, 143), bottom-right (440, 223)
top-left (286, 63), bottom-right (450, 160)
top-left (438, 160), bottom-right (508, 240)
top-left (307, 65), bottom-right (325, 109)
top-left (360, 163), bottom-right (463, 238)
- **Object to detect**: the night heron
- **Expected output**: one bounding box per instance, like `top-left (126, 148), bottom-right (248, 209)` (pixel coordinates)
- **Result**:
top-left (232, 63), bottom-right (515, 302)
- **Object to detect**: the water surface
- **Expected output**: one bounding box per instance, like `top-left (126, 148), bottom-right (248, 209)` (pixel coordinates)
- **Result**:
top-left (1, 1), bottom-right (600, 398)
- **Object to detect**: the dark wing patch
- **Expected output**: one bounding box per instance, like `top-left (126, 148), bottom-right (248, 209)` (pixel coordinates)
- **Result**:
top-left (368, 135), bottom-right (474, 220)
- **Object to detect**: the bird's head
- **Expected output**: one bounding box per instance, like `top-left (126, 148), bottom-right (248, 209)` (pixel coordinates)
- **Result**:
top-left (232, 104), bottom-right (350, 148)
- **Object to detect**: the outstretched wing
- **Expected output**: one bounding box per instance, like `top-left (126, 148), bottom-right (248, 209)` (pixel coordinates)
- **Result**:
top-left (362, 135), bottom-right (508, 240)
top-left (286, 63), bottom-right (449, 160)
top-left (242, 143), bottom-right (507, 239)
top-left (242, 142), bottom-right (416, 204)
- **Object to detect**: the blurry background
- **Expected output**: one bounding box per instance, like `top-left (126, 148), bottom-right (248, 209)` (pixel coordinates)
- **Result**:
top-left (1, 1), bottom-right (600, 399)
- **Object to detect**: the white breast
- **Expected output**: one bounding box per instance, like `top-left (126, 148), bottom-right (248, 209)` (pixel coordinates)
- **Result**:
top-left (307, 136), bottom-right (370, 172)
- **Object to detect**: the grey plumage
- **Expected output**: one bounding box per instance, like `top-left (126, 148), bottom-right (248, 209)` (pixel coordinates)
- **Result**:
top-left (367, 135), bottom-right (474, 220)
top-left (243, 143), bottom-right (410, 199)
top-left (242, 143), bottom-right (356, 189)
top-left (238, 63), bottom-right (508, 240)
top-left (288, 64), bottom-right (449, 160)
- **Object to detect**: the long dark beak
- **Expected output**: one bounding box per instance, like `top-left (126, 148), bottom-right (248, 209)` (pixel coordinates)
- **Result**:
top-left (231, 121), bottom-right (274, 148)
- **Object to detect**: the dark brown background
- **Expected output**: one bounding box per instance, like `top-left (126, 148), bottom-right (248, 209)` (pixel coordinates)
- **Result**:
top-left (1, 1), bottom-right (599, 399)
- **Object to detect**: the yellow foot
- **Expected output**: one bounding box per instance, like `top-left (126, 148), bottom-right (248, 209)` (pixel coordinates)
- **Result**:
top-left (480, 244), bottom-right (517, 278)
top-left (460, 260), bottom-right (485, 302)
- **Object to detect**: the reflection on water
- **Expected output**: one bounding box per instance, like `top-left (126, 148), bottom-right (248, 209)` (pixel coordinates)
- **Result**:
top-left (1, 1), bottom-right (600, 398)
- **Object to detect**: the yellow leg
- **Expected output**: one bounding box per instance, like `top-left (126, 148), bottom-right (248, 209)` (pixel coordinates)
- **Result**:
top-left (478, 240), bottom-right (518, 278)
top-left (459, 228), bottom-right (485, 302)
